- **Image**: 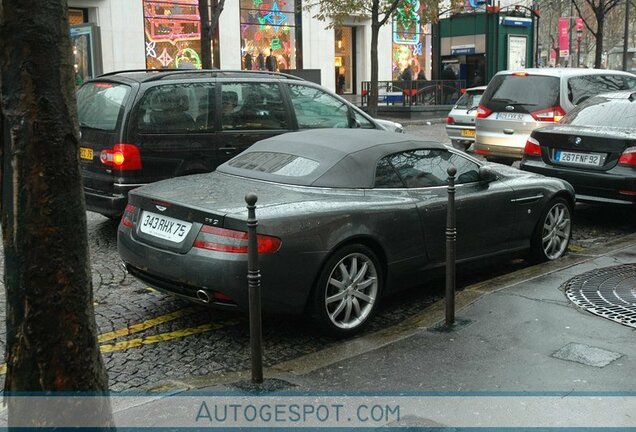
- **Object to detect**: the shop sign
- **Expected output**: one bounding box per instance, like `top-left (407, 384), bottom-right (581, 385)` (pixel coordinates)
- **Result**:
top-left (451, 44), bottom-right (476, 55)
top-left (502, 17), bottom-right (532, 27)
top-left (507, 35), bottom-right (527, 69)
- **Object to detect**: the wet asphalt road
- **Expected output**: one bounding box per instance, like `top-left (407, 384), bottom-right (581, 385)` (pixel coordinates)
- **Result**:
top-left (0, 123), bottom-right (634, 391)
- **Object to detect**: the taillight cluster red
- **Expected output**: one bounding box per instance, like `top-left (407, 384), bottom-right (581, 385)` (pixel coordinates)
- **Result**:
top-left (193, 225), bottom-right (281, 254)
top-left (100, 144), bottom-right (142, 171)
top-left (476, 105), bottom-right (492, 119)
top-left (121, 204), bottom-right (137, 228)
top-left (524, 137), bottom-right (542, 157)
top-left (531, 106), bottom-right (566, 123)
top-left (446, 116), bottom-right (455, 125)
top-left (618, 147), bottom-right (636, 167)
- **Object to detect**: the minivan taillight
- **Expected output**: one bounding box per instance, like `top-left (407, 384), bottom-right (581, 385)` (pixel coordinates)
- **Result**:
top-left (100, 144), bottom-right (142, 170)
top-left (524, 136), bottom-right (542, 157)
top-left (531, 106), bottom-right (566, 123)
top-left (193, 225), bottom-right (281, 254)
top-left (121, 204), bottom-right (137, 228)
top-left (476, 105), bottom-right (493, 118)
top-left (618, 147), bottom-right (636, 167)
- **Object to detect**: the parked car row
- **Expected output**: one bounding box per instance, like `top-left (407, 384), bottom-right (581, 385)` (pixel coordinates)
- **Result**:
top-left (446, 68), bottom-right (636, 205)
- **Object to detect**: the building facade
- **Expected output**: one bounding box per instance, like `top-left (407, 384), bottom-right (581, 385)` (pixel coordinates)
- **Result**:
top-left (67, 0), bottom-right (401, 94)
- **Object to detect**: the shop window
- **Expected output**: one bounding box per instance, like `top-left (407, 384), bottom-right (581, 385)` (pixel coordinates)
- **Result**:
top-left (239, 0), bottom-right (302, 71)
top-left (392, 0), bottom-right (430, 81)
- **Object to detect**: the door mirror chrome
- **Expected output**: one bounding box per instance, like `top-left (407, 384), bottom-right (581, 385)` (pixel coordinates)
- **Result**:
top-left (479, 166), bottom-right (498, 183)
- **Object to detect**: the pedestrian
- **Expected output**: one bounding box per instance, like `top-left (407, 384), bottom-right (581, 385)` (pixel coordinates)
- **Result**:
top-left (244, 52), bottom-right (253, 70)
top-left (256, 51), bottom-right (265, 70)
top-left (266, 50), bottom-right (277, 72)
top-left (473, 71), bottom-right (483, 86)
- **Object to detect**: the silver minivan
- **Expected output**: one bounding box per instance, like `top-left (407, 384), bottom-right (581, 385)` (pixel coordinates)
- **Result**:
top-left (474, 68), bottom-right (636, 161)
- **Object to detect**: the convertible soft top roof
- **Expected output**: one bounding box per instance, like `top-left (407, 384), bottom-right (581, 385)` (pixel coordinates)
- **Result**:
top-left (217, 129), bottom-right (446, 188)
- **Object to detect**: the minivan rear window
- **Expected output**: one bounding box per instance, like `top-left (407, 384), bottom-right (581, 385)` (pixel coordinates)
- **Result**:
top-left (77, 82), bottom-right (130, 131)
top-left (481, 75), bottom-right (560, 113)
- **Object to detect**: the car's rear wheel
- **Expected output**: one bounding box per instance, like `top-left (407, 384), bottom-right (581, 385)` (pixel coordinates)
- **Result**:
top-left (451, 140), bottom-right (470, 151)
top-left (530, 197), bottom-right (572, 262)
top-left (311, 244), bottom-right (382, 337)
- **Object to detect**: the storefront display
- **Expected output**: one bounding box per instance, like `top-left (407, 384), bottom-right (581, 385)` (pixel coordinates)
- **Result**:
top-left (71, 24), bottom-right (103, 86)
top-left (144, 0), bottom-right (202, 69)
top-left (239, 0), bottom-right (302, 71)
top-left (392, 0), bottom-right (430, 81)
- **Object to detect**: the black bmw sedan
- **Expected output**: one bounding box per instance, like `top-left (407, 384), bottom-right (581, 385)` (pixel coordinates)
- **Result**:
top-left (520, 92), bottom-right (636, 205)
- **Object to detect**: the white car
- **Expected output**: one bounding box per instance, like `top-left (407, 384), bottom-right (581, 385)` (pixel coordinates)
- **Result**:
top-left (445, 86), bottom-right (486, 151)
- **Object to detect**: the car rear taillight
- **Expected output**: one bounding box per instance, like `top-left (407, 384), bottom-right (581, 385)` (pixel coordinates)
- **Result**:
top-left (121, 204), bottom-right (137, 228)
top-left (476, 105), bottom-right (493, 118)
top-left (618, 147), bottom-right (636, 167)
top-left (100, 144), bottom-right (142, 171)
top-left (474, 148), bottom-right (490, 156)
top-left (193, 225), bottom-right (281, 254)
top-left (447, 116), bottom-right (455, 125)
top-left (531, 106), bottom-right (566, 123)
top-left (512, 72), bottom-right (529, 76)
top-left (524, 136), bottom-right (542, 157)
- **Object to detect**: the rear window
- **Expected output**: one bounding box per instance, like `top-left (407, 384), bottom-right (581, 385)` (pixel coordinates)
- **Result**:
top-left (567, 74), bottom-right (636, 104)
top-left (481, 74), bottom-right (560, 113)
top-left (562, 96), bottom-right (636, 129)
top-left (77, 82), bottom-right (130, 131)
top-left (227, 152), bottom-right (319, 177)
top-left (454, 90), bottom-right (483, 109)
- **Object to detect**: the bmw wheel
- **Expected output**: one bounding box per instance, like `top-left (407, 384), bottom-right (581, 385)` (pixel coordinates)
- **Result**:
top-left (531, 197), bottom-right (572, 262)
top-left (312, 244), bottom-right (382, 337)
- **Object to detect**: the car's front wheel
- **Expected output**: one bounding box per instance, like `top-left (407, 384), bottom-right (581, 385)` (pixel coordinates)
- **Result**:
top-left (311, 244), bottom-right (382, 337)
top-left (530, 197), bottom-right (572, 262)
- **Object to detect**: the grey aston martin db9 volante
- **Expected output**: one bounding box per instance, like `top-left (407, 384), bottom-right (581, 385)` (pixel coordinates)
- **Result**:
top-left (118, 129), bottom-right (574, 335)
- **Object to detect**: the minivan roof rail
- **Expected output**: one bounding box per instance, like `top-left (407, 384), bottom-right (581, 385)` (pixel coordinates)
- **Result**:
top-left (141, 69), bottom-right (306, 83)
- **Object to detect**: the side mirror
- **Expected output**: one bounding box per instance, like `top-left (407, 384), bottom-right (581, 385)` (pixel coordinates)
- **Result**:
top-left (479, 166), bottom-right (498, 183)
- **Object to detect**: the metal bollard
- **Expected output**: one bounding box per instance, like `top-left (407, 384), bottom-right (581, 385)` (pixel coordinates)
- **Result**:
top-left (445, 166), bottom-right (457, 326)
top-left (245, 192), bottom-right (263, 384)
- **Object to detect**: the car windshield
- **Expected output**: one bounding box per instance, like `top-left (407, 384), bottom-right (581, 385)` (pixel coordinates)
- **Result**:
top-left (455, 91), bottom-right (483, 109)
top-left (562, 96), bottom-right (636, 129)
top-left (481, 75), bottom-right (560, 113)
top-left (77, 82), bottom-right (130, 131)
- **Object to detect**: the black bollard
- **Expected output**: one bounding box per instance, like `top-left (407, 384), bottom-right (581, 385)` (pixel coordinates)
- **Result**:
top-left (445, 166), bottom-right (457, 326)
top-left (245, 192), bottom-right (263, 384)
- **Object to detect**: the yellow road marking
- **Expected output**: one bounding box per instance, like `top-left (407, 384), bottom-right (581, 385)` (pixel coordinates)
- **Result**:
top-left (98, 307), bottom-right (196, 343)
top-left (99, 319), bottom-right (241, 353)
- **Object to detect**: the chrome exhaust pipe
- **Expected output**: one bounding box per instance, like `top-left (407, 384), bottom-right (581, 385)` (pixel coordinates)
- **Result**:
top-left (196, 289), bottom-right (210, 304)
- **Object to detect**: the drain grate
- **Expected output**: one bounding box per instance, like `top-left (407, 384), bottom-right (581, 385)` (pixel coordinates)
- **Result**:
top-left (564, 264), bottom-right (636, 328)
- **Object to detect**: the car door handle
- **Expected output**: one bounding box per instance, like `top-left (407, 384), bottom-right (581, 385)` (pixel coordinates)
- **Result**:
top-left (219, 146), bottom-right (237, 152)
top-left (503, 129), bottom-right (514, 135)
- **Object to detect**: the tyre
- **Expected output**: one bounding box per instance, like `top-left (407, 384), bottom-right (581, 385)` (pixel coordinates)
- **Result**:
top-left (311, 244), bottom-right (383, 337)
top-left (530, 197), bottom-right (572, 262)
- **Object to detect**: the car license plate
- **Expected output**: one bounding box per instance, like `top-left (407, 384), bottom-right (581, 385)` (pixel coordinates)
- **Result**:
top-left (496, 112), bottom-right (525, 121)
top-left (555, 151), bottom-right (603, 166)
top-left (139, 211), bottom-right (192, 243)
top-left (79, 147), bottom-right (93, 160)
top-left (460, 129), bottom-right (476, 137)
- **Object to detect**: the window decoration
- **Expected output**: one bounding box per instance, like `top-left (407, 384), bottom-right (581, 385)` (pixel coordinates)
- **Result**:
top-left (392, 0), bottom-right (429, 80)
top-left (144, 0), bottom-right (202, 69)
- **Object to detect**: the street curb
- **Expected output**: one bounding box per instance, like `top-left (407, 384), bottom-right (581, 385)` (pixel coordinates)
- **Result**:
top-left (155, 232), bottom-right (636, 390)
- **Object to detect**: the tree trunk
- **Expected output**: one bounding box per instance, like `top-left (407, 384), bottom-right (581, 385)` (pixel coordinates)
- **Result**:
top-left (368, 2), bottom-right (380, 118)
top-left (595, 9), bottom-right (604, 68)
top-left (0, 0), bottom-right (112, 427)
top-left (199, 0), bottom-right (212, 69)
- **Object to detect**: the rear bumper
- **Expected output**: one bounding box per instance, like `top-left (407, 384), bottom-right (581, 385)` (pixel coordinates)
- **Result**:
top-left (84, 184), bottom-right (144, 217)
top-left (520, 159), bottom-right (636, 205)
top-left (474, 130), bottom-right (531, 160)
top-left (445, 125), bottom-right (476, 143)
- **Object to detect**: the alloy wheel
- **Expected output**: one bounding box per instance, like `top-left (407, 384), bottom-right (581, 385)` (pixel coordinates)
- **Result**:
top-left (541, 202), bottom-right (571, 260)
top-left (324, 252), bottom-right (379, 330)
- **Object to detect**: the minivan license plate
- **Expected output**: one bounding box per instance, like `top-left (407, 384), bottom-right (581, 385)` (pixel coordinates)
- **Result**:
top-left (556, 151), bottom-right (603, 166)
top-left (79, 147), bottom-right (93, 160)
top-left (496, 112), bottom-right (524, 121)
top-left (139, 211), bottom-right (192, 243)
